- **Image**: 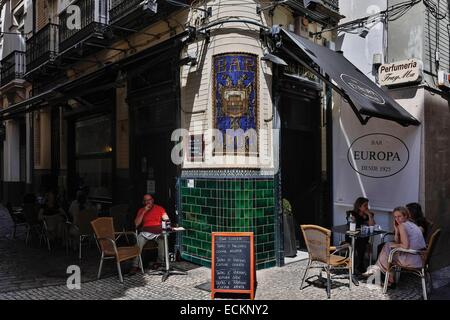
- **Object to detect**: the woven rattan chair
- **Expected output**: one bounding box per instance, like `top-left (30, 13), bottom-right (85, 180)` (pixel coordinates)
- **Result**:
top-left (91, 217), bottom-right (144, 283)
top-left (300, 225), bottom-right (353, 299)
top-left (383, 228), bottom-right (441, 300)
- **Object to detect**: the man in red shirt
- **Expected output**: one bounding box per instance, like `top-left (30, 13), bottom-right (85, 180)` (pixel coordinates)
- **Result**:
top-left (131, 194), bottom-right (169, 273)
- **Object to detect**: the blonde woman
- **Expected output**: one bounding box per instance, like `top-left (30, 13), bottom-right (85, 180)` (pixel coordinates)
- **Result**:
top-left (364, 207), bottom-right (426, 288)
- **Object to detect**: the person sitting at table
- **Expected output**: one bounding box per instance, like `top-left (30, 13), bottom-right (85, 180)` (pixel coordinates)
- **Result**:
top-left (38, 188), bottom-right (67, 242)
top-left (363, 207), bottom-right (426, 288)
top-left (67, 189), bottom-right (96, 247)
top-left (406, 202), bottom-right (431, 240)
top-left (347, 197), bottom-right (375, 274)
top-left (129, 194), bottom-right (169, 274)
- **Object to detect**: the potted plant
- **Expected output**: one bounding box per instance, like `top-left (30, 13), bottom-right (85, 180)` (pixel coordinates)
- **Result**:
top-left (283, 198), bottom-right (297, 257)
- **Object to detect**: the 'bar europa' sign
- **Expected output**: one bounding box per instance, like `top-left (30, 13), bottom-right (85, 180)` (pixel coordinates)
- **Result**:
top-left (379, 58), bottom-right (423, 87)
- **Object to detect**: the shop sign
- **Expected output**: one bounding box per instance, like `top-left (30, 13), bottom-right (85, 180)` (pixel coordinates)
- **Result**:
top-left (341, 74), bottom-right (385, 104)
top-left (347, 133), bottom-right (410, 178)
top-left (379, 59), bottom-right (423, 87)
top-left (438, 70), bottom-right (450, 89)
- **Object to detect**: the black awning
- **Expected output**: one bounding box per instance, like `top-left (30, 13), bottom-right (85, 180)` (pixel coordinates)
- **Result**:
top-left (271, 27), bottom-right (420, 126)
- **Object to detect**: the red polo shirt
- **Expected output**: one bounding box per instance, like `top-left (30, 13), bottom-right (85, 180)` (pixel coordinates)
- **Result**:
top-left (137, 205), bottom-right (166, 228)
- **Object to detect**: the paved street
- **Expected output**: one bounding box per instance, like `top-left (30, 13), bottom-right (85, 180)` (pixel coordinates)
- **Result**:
top-left (0, 205), bottom-right (444, 300)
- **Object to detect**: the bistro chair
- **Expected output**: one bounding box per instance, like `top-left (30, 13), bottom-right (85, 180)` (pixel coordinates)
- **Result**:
top-left (383, 228), bottom-right (441, 300)
top-left (66, 208), bottom-right (98, 259)
top-left (5, 204), bottom-right (27, 239)
top-left (110, 204), bottom-right (130, 243)
top-left (300, 225), bottom-right (353, 299)
top-left (22, 203), bottom-right (50, 250)
top-left (91, 217), bottom-right (144, 283)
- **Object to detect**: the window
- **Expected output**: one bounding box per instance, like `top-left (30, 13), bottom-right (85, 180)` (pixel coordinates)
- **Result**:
top-left (75, 115), bottom-right (112, 199)
top-left (12, 3), bottom-right (25, 35)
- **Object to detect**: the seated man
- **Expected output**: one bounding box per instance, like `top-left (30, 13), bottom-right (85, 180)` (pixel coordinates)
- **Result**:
top-left (130, 194), bottom-right (169, 273)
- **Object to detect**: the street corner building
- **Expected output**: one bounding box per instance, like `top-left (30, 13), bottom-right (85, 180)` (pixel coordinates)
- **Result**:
top-left (0, 0), bottom-right (449, 285)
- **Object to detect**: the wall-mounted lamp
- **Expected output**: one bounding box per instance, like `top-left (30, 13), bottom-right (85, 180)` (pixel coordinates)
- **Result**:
top-left (179, 54), bottom-right (197, 66)
top-left (261, 50), bottom-right (288, 67)
top-left (358, 27), bottom-right (370, 39)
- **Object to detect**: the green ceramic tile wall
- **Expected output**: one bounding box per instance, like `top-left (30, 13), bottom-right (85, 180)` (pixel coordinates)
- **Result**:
top-left (180, 177), bottom-right (276, 270)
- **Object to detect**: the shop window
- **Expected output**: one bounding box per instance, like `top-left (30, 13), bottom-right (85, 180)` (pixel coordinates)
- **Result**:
top-left (76, 116), bottom-right (112, 155)
top-left (76, 158), bottom-right (112, 198)
top-left (75, 115), bottom-right (112, 199)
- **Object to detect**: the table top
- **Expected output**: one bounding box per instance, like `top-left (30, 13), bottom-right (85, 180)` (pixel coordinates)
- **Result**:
top-left (141, 226), bottom-right (185, 234)
top-left (332, 224), bottom-right (388, 238)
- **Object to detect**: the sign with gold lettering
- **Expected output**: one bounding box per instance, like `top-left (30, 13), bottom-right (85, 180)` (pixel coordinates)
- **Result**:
top-left (213, 53), bottom-right (258, 135)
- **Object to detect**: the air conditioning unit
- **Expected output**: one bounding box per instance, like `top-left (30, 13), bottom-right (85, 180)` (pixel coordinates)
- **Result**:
top-left (438, 70), bottom-right (450, 90)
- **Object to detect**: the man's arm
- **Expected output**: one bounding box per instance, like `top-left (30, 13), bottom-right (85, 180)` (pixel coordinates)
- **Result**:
top-left (162, 212), bottom-right (170, 221)
top-left (135, 208), bottom-right (145, 228)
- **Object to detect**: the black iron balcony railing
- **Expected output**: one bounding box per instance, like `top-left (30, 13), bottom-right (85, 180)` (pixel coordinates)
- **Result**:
top-left (26, 23), bottom-right (59, 73)
top-left (323, 0), bottom-right (339, 12)
top-left (109, 0), bottom-right (143, 24)
top-left (0, 51), bottom-right (26, 87)
top-left (59, 0), bottom-right (109, 52)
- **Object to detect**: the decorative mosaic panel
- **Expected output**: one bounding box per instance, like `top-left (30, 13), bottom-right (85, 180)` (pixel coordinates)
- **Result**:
top-left (213, 53), bottom-right (258, 155)
top-left (179, 177), bottom-right (277, 270)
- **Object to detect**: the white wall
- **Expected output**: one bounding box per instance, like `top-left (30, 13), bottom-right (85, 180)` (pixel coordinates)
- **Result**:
top-left (339, 0), bottom-right (387, 82)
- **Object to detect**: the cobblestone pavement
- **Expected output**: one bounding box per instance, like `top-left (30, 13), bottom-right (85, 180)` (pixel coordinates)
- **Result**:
top-left (0, 204), bottom-right (442, 300)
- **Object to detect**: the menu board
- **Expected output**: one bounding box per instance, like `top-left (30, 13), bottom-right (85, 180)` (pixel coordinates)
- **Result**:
top-left (211, 232), bottom-right (255, 300)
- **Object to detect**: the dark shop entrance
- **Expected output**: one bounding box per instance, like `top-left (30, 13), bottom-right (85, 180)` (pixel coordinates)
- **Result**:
top-left (278, 76), bottom-right (326, 248)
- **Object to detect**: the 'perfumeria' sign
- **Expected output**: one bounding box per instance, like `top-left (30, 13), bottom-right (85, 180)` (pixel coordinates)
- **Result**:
top-left (379, 59), bottom-right (423, 87)
top-left (347, 133), bottom-right (410, 178)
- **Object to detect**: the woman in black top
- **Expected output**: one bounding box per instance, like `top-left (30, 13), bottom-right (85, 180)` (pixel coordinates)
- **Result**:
top-left (349, 197), bottom-right (375, 273)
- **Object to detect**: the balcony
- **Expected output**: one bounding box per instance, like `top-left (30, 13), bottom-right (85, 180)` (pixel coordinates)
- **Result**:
top-left (0, 51), bottom-right (26, 87)
top-left (109, 0), bottom-right (181, 31)
top-left (323, 0), bottom-right (339, 13)
top-left (59, 0), bottom-right (109, 54)
top-left (26, 23), bottom-right (59, 74)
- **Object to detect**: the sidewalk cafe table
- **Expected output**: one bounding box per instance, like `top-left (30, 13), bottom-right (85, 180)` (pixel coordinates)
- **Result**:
top-left (331, 224), bottom-right (387, 285)
top-left (143, 226), bottom-right (187, 282)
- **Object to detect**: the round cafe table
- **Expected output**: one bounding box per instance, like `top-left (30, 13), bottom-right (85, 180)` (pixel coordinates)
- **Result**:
top-left (142, 226), bottom-right (187, 282)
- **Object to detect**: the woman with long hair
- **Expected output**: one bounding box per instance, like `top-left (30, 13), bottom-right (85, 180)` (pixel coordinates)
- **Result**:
top-left (349, 197), bottom-right (375, 273)
top-left (363, 207), bottom-right (426, 288)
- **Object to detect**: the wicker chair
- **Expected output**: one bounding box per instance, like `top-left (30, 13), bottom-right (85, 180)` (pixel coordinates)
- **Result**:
top-left (91, 217), bottom-right (144, 283)
top-left (383, 228), bottom-right (441, 300)
top-left (300, 225), bottom-right (353, 299)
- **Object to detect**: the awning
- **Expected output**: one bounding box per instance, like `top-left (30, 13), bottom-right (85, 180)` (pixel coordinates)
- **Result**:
top-left (270, 27), bottom-right (420, 126)
top-left (0, 63), bottom-right (118, 121)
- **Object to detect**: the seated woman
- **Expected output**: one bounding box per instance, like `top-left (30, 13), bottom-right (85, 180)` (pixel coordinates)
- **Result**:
top-left (364, 207), bottom-right (426, 288)
top-left (406, 202), bottom-right (431, 241)
top-left (38, 189), bottom-right (67, 242)
top-left (347, 197), bottom-right (375, 273)
top-left (67, 190), bottom-right (97, 245)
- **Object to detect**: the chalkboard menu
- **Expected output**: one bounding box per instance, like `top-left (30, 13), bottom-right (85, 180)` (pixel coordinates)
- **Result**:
top-left (211, 232), bottom-right (255, 300)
